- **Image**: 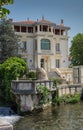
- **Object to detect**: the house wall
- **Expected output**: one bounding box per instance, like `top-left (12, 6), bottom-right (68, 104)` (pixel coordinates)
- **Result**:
top-left (13, 19), bottom-right (70, 72)
top-left (60, 39), bottom-right (68, 68)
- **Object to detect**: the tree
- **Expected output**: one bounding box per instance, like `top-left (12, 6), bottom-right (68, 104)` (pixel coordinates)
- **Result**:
top-left (70, 33), bottom-right (83, 66)
top-left (0, 19), bottom-right (19, 63)
top-left (0, 0), bottom-right (14, 18)
top-left (0, 57), bottom-right (27, 102)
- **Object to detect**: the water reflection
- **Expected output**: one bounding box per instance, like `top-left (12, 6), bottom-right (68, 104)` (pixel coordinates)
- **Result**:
top-left (14, 102), bottom-right (83, 130)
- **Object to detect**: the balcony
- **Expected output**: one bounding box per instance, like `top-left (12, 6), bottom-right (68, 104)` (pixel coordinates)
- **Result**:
top-left (37, 50), bottom-right (54, 55)
top-left (56, 51), bottom-right (61, 55)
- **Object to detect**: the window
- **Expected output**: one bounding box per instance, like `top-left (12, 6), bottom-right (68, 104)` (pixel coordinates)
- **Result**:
top-left (14, 26), bottom-right (20, 32)
top-left (55, 29), bottom-right (60, 35)
top-left (56, 43), bottom-right (60, 53)
top-left (21, 41), bottom-right (27, 50)
top-left (41, 39), bottom-right (51, 50)
top-left (28, 27), bottom-right (33, 33)
top-left (56, 59), bottom-right (60, 68)
top-left (21, 26), bottom-right (26, 32)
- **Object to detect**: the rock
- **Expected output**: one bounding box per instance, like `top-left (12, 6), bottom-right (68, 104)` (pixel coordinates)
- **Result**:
top-left (36, 68), bottom-right (48, 80)
top-left (0, 120), bottom-right (13, 130)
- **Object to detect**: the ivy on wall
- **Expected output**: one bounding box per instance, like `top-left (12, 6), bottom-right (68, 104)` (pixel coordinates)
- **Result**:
top-left (36, 84), bottom-right (50, 105)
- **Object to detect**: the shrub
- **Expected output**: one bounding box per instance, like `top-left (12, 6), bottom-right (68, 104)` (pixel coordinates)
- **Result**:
top-left (36, 84), bottom-right (50, 105)
top-left (59, 93), bottom-right (80, 104)
top-left (50, 78), bottom-right (64, 85)
top-left (27, 71), bottom-right (36, 79)
top-left (0, 57), bottom-right (27, 102)
top-left (52, 92), bottom-right (81, 105)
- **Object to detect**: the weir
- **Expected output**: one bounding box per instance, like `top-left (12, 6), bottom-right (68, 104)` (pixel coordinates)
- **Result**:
top-left (0, 107), bottom-right (20, 129)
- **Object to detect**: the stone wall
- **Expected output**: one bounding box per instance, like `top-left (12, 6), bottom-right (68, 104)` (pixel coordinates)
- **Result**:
top-left (11, 80), bottom-right (55, 112)
top-left (11, 80), bottom-right (82, 112)
top-left (58, 84), bottom-right (82, 97)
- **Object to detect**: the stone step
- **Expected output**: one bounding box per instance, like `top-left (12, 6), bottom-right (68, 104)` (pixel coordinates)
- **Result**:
top-left (48, 71), bottom-right (61, 79)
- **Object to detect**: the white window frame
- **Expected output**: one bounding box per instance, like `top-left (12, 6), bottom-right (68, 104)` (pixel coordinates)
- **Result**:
top-left (21, 41), bottom-right (27, 50)
top-left (56, 59), bottom-right (60, 68)
top-left (56, 43), bottom-right (60, 53)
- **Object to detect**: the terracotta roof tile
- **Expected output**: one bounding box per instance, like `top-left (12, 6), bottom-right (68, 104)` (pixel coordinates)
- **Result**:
top-left (13, 19), bottom-right (55, 25)
top-left (13, 20), bottom-right (35, 25)
top-left (39, 19), bottom-right (53, 24)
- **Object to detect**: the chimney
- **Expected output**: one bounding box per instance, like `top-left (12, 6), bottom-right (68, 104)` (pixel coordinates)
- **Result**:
top-left (42, 16), bottom-right (44, 20)
top-left (61, 19), bottom-right (64, 26)
top-left (37, 19), bottom-right (38, 22)
top-left (27, 18), bottom-right (29, 21)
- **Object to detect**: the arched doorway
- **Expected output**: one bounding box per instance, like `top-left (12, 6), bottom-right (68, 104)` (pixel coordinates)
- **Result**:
top-left (40, 57), bottom-right (50, 72)
top-left (40, 58), bottom-right (44, 68)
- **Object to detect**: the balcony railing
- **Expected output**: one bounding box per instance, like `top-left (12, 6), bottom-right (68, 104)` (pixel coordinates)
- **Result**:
top-left (37, 50), bottom-right (54, 55)
top-left (11, 80), bottom-right (55, 95)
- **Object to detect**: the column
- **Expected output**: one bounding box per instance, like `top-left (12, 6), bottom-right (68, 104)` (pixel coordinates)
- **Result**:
top-left (51, 27), bottom-right (53, 34)
top-left (20, 25), bottom-right (21, 32)
top-left (66, 30), bottom-right (68, 36)
top-left (37, 55), bottom-right (41, 68)
top-left (60, 28), bottom-right (61, 35)
top-left (37, 25), bottom-right (40, 32)
top-left (26, 26), bottom-right (28, 33)
top-left (48, 26), bottom-right (49, 32)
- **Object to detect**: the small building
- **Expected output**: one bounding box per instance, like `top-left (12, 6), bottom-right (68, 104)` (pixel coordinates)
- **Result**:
top-left (73, 66), bottom-right (83, 84)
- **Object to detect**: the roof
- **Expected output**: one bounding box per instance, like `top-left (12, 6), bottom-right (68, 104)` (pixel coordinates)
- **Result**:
top-left (13, 18), bottom-right (55, 25)
top-left (39, 19), bottom-right (55, 24)
top-left (12, 18), bottom-right (70, 29)
top-left (13, 20), bottom-right (36, 25)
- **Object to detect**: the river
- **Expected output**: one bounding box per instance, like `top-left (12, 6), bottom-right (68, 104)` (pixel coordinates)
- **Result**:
top-left (14, 102), bottom-right (83, 130)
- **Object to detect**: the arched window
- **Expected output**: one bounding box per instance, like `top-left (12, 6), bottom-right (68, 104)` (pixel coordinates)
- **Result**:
top-left (41, 39), bottom-right (51, 50)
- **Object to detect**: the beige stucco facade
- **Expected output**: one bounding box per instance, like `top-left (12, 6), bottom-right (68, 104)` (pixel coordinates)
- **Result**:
top-left (12, 18), bottom-right (70, 75)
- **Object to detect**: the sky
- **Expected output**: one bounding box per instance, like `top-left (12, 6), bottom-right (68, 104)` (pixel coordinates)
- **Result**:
top-left (5, 0), bottom-right (83, 48)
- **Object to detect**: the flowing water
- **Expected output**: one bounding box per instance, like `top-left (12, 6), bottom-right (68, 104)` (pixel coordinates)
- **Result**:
top-left (0, 115), bottom-right (20, 124)
top-left (14, 102), bottom-right (83, 130)
top-left (0, 107), bottom-right (20, 124)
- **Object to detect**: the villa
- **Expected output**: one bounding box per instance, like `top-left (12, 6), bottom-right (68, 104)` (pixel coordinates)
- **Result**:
top-left (11, 17), bottom-right (72, 81)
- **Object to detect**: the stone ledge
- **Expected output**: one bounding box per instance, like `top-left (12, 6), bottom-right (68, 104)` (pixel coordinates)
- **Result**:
top-left (0, 120), bottom-right (13, 130)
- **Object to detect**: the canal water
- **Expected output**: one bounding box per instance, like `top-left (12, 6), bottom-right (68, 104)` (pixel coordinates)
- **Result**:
top-left (14, 102), bottom-right (83, 130)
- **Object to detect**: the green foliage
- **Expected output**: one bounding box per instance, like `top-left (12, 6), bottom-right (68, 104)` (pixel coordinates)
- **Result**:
top-left (50, 78), bottom-right (63, 85)
top-left (52, 90), bottom-right (59, 105)
top-left (0, 57), bottom-right (27, 102)
top-left (70, 33), bottom-right (83, 66)
top-left (0, 0), bottom-right (14, 18)
top-left (0, 19), bottom-right (19, 63)
top-left (59, 92), bottom-right (80, 104)
top-left (27, 71), bottom-right (36, 79)
top-left (0, 0), bottom-right (13, 5)
top-left (36, 84), bottom-right (50, 105)
top-left (48, 78), bottom-right (60, 105)
top-left (51, 78), bottom-right (80, 105)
